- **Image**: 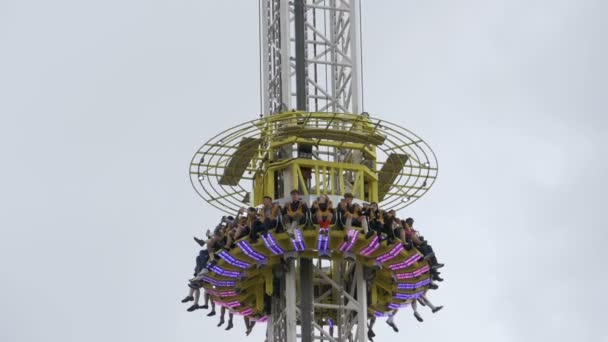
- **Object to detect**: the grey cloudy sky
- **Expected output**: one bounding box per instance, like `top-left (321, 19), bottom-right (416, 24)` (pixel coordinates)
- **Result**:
top-left (1, 0), bottom-right (607, 341)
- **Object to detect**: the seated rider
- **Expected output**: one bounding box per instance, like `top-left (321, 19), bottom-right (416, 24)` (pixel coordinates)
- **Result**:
top-left (282, 189), bottom-right (308, 237)
top-left (311, 194), bottom-right (333, 234)
top-left (225, 216), bottom-right (249, 249)
top-left (260, 196), bottom-right (281, 233)
top-left (205, 226), bottom-right (224, 267)
top-left (403, 218), bottom-right (444, 282)
top-left (245, 206), bottom-right (266, 242)
top-left (338, 193), bottom-right (370, 240)
top-left (363, 202), bottom-right (395, 242)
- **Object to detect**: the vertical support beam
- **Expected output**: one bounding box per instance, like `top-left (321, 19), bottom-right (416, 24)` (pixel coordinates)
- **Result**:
top-left (267, 313), bottom-right (275, 342)
top-left (329, 0), bottom-right (338, 113)
top-left (355, 264), bottom-right (367, 342)
top-left (261, 0), bottom-right (270, 115)
top-left (315, 165), bottom-right (320, 196)
top-left (294, 5), bottom-right (312, 339)
top-left (279, 0), bottom-right (291, 111)
top-left (294, 0), bottom-right (307, 111)
top-left (300, 258), bottom-right (314, 342)
top-left (349, 0), bottom-right (362, 114)
top-left (285, 259), bottom-right (297, 342)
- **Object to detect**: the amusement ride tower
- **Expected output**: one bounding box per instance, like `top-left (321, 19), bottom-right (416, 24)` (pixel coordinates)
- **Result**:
top-left (189, 1), bottom-right (439, 342)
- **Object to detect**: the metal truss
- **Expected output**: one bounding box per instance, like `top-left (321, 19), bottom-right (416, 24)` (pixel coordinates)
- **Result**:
top-left (261, 0), bottom-right (363, 115)
top-left (266, 259), bottom-right (368, 342)
top-left (189, 112), bottom-right (439, 215)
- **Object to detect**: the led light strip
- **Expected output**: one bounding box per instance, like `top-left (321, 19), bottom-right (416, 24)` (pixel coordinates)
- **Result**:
top-left (394, 291), bottom-right (425, 301)
top-left (376, 243), bottom-right (404, 263)
top-left (291, 229), bottom-right (306, 252)
top-left (261, 234), bottom-right (284, 255)
top-left (397, 278), bottom-right (431, 290)
top-left (206, 289), bottom-right (238, 297)
top-left (209, 265), bottom-right (241, 278)
top-left (395, 265), bottom-right (430, 280)
top-left (388, 253), bottom-right (422, 271)
top-left (237, 241), bottom-right (267, 261)
top-left (317, 233), bottom-right (330, 251)
top-left (201, 275), bottom-right (236, 287)
top-left (338, 230), bottom-right (359, 252)
top-left (236, 308), bottom-right (254, 316)
top-left (388, 302), bottom-right (409, 310)
top-left (217, 251), bottom-right (251, 269)
top-left (359, 235), bottom-right (380, 257)
top-left (214, 300), bottom-right (241, 308)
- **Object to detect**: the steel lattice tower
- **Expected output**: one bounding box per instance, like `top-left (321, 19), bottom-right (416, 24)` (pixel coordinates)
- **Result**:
top-left (263, 2), bottom-right (366, 342)
top-left (189, 1), bottom-right (439, 342)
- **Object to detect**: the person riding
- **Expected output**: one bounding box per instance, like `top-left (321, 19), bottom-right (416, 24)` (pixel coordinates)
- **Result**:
top-left (338, 193), bottom-right (369, 240)
top-left (410, 294), bottom-right (443, 322)
top-left (260, 196), bottom-right (281, 233)
top-left (217, 306), bottom-right (234, 330)
top-left (282, 189), bottom-right (308, 237)
top-left (402, 218), bottom-right (444, 283)
top-left (311, 194), bottom-right (333, 234)
top-left (245, 206), bottom-right (266, 242)
top-left (364, 202), bottom-right (396, 243)
top-left (225, 215), bottom-right (250, 249)
top-left (204, 226), bottom-right (225, 267)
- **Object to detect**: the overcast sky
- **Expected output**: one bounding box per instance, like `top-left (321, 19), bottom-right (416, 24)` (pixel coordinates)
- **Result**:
top-left (1, 1), bottom-right (607, 341)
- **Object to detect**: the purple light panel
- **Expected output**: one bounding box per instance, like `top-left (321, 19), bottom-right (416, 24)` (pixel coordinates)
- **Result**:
top-left (218, 251), bottom-right (252, 269)
top-left (215, 300), bottom-right (241, 308)
top-left (261, 234), bottom-right (285, 255)
top-left (339, 230), bottom-right (359, 252)
top-left (359, 235), bottom-right (380, 257)
top-left (397, 278), bottom-right (431, 290)
top-left (395, 265), bottom-right (430, 280)
top-left (201, 275), bottom-right (236, 287)
top-left (388, 303), bottom-right (409, 310)
top-left (256, 316), bottom-right (268, 323)
top-left (317, 232), bottom-right (330, 251)
top-left (376, 243), bottom-right (404, 263)
top-left (237, 308), bottom-right (254, 316)
top-left (374, 311), bottom-right (387, 317)
top-left (206, 289), bottom-right (238, 297)
top-left (237, 241), bottom-right (267, 261)
top-left (291, 229), bottom-right (306, 251)
top-left (388, 253), bottom-right (422, 271)
top-left (209, 266), bottom-right (241, 278)
top-left (394, 291), bottom-right (425, 301)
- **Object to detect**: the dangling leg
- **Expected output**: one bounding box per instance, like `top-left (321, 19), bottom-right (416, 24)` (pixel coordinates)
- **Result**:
top-left (225, 312), bottom-right (234, 330)
top-left (181, 287), bottom-right (195, 303)
top-left (245, 317), bottom-right (254, 335)
top-left (247, 320), bottom-right (256, 335)
top-left (187, 287), bottom-right (202, 312)
top-left (386, 310), bottom-right (399, 332)
top-left (422, 295), bottom-right (443, 313)
top-left (344, 216), bottom-right (353, 241)
top-left (384, 222), bottom-right (396, 244)
top-left (218, 306), bottom-right (226, 326)
top-left (360, 216), bottom-right (369, 234)
top-left (368, 316), bottom-right (376, 341)
top-left (207, 300), bottom-right (216, 316)
top-left (364, 218), bottom-right (375, 239)
top-left (202, 292), bottom-right (210, 309)
top-left (412, 300), bottom-right (423, 322)
top-left (193, 288), bottom-right (200, 306)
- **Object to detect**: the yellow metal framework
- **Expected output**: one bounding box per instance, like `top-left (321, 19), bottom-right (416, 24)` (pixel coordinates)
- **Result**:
top-left (190, 111), bottom-right (438, 214)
